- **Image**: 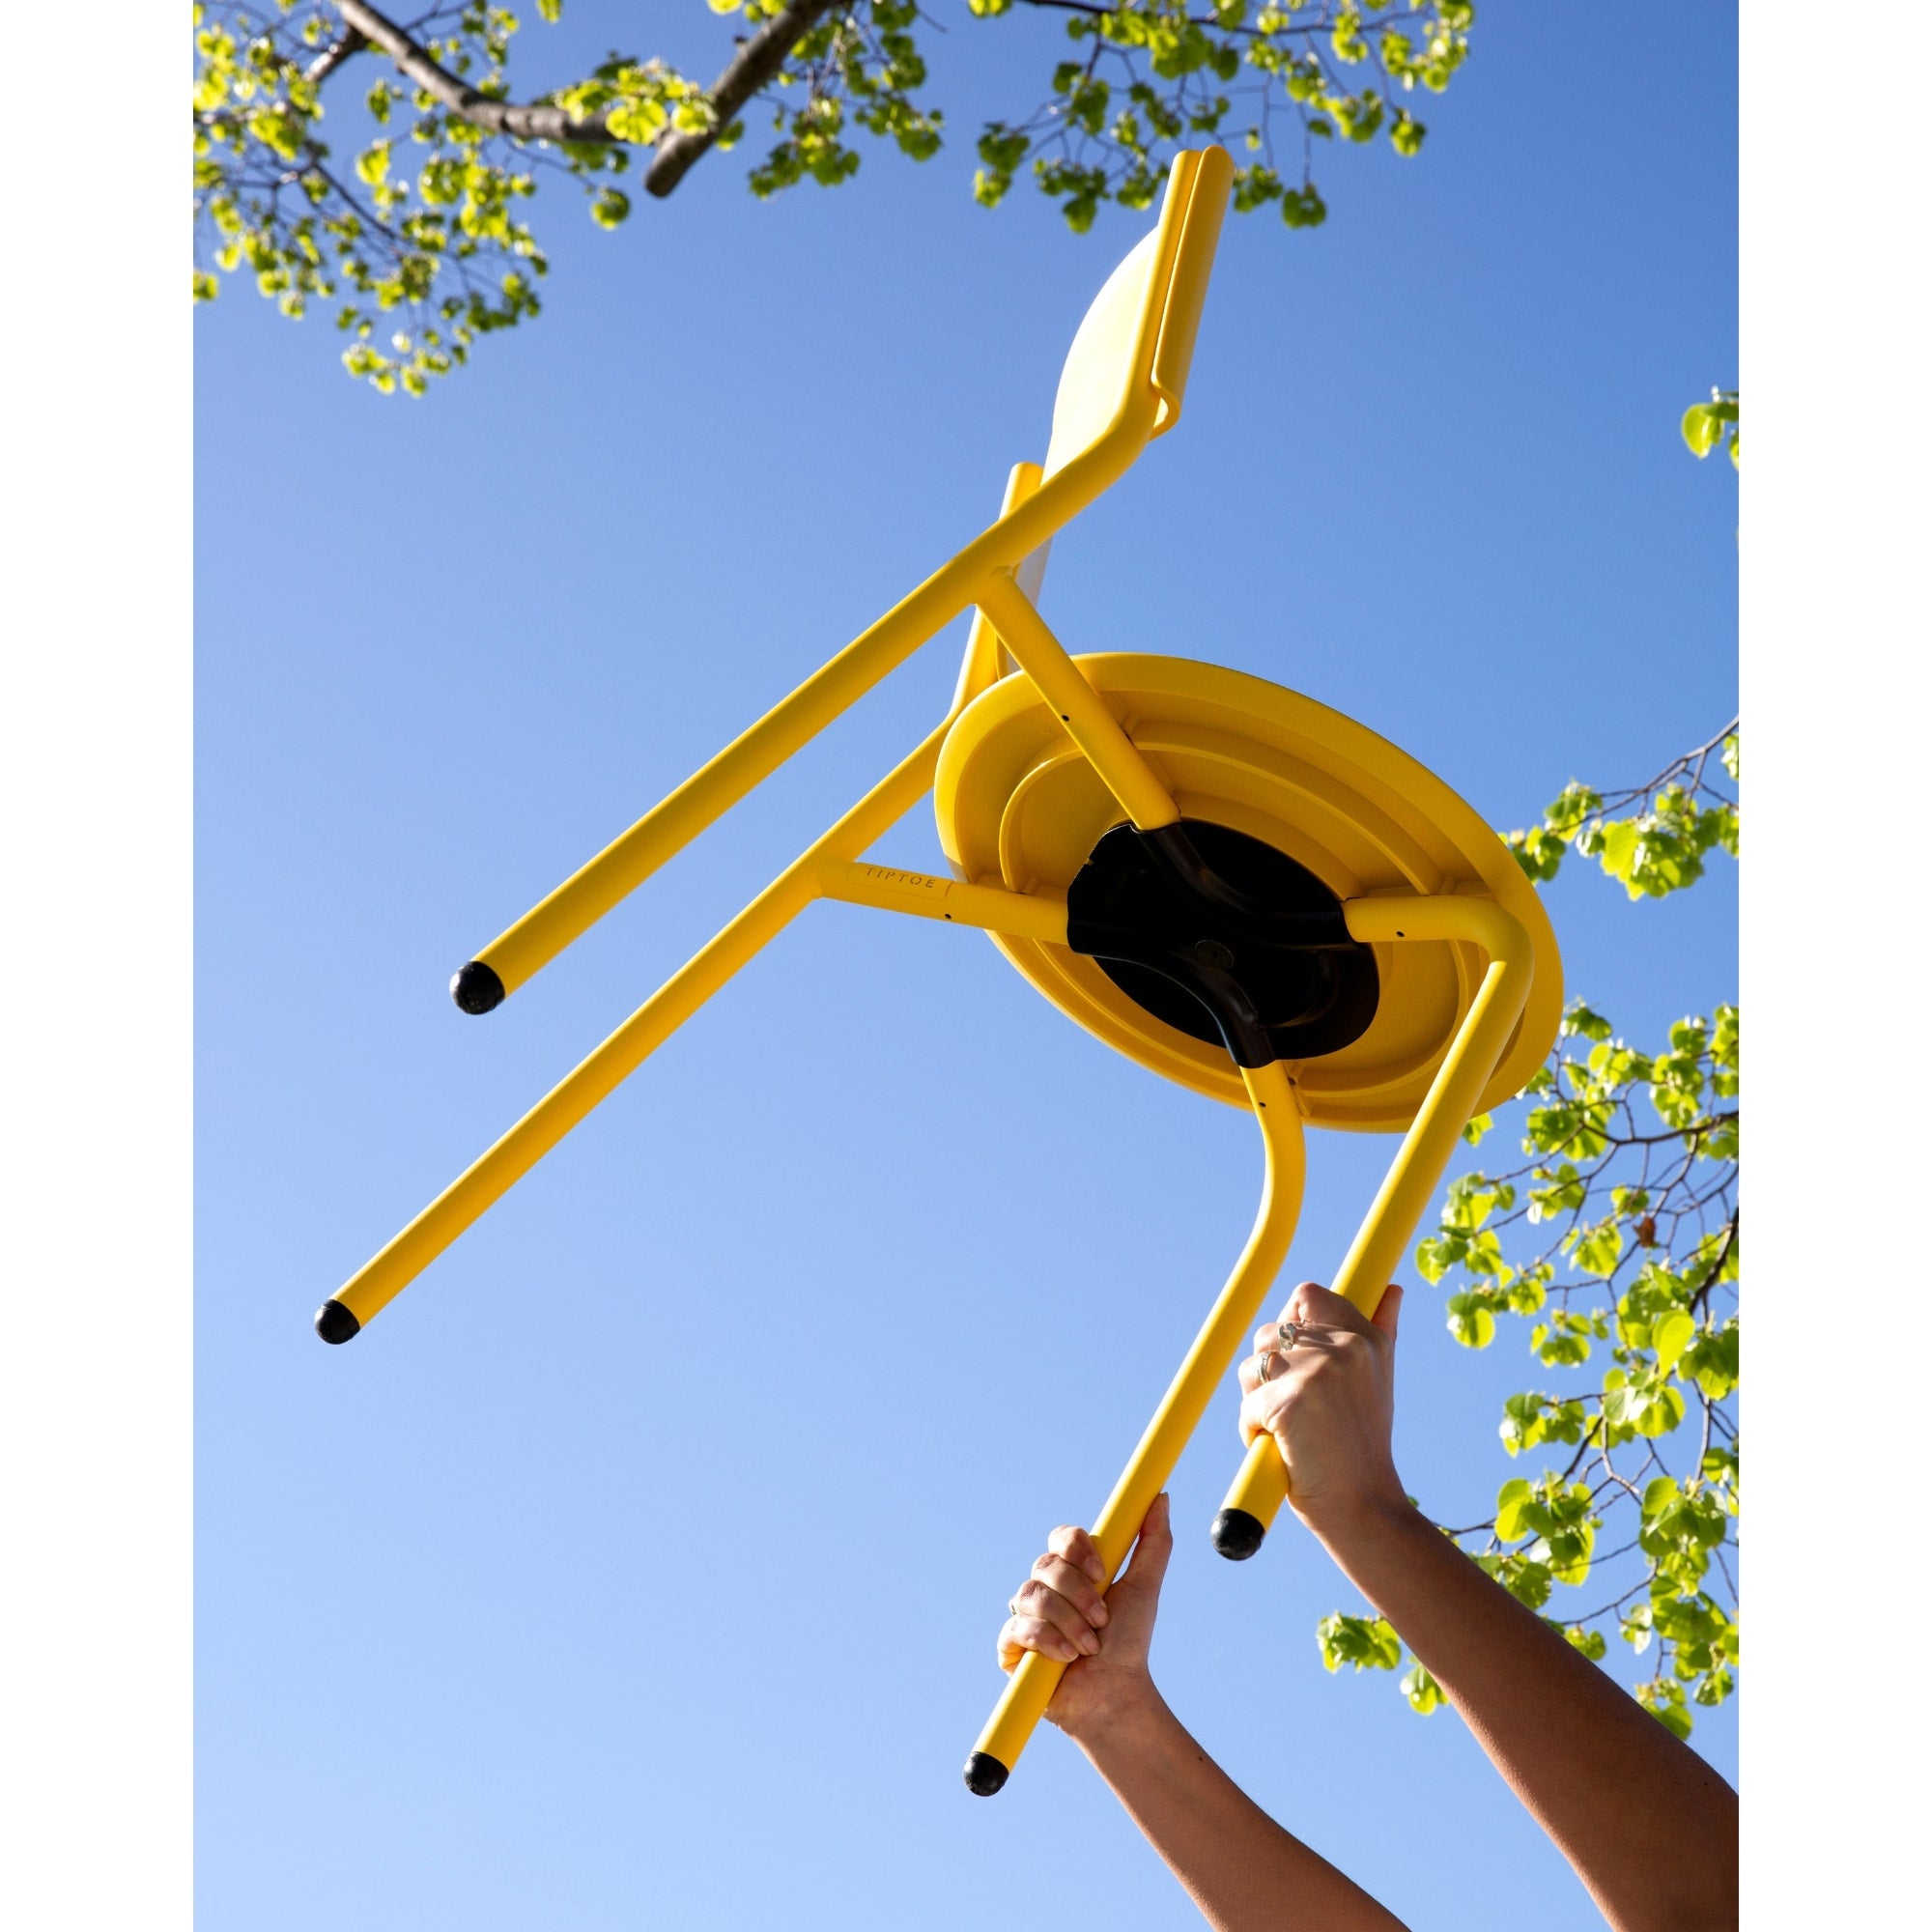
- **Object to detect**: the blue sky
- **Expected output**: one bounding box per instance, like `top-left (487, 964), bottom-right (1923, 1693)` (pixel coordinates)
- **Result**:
top-left (195, 7), bottom-right (1736, 1927)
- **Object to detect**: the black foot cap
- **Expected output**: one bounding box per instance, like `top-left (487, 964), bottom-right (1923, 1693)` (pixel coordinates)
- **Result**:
top-left (963, 1751), bottom-right (1009, 1798)
top-left (450, 960), bottom-right (505, 1014)
top-left (314, 1298), bottom-right (361, 1345)
top-left (1210, 1508), bottom-right (1266, 1561)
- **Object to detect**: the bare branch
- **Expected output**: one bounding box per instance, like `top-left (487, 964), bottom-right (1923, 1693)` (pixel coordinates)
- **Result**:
top-left (332, 0), bottom-right (619, 141)
top-left (326, 1), bottom-right (850, 195)
top-left (645, 0), bottom-right (846, 198)
top-left (1688, 1212), bottom-right (1740, 1316)
top-left (305, 22), bottom-right (369, 87)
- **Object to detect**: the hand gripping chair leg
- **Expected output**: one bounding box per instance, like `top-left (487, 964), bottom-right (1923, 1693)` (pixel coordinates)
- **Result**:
top-left (1211, 896), bottom-right (1536, 1557)
top-left (964, 1059), bottom-right (1306, 1796)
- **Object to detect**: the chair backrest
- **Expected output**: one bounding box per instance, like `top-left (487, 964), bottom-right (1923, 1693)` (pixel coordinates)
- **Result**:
top-left (1041, 147), bottom-right (1233, 479)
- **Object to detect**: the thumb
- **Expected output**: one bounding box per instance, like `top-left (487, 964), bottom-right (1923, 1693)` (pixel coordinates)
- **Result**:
top-left (1112, 1492), bottom-right (1175, 1605)
top-left (1372, 1283), bottom-right (1405, 1340)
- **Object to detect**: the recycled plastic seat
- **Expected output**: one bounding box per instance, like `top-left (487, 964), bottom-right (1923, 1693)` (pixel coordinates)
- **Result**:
top-left (313, 145), bottom-right (1562, 1799)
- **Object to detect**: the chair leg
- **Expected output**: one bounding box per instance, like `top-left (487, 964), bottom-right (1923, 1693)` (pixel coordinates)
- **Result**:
top-left (964, 1060), bottom-right (1306, 1795)
top-left (315, 714), bottom-right (959, 1344)
top-left (1211, 896), bottom-right (1536, 1558)
top-left (454, 479), bottom-right (1077, 1012)
top-left (974, 570), bottom-right (1180, 834)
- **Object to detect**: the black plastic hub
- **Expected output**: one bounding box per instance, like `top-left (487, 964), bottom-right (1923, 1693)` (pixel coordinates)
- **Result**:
top-left (1065, 820), bottom-right (1378, 1067)
top-left (314, 1298), bottom-right (361, 1345)
top-left (1210, 1508), bottom-right (1266, 1561)
top-left (451, 960), bottom-right (505, 1014)
top-left (963, 1751), bottom-right (1010, 1797)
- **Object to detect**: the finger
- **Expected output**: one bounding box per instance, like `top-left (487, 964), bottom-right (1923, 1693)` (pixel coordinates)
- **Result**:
top-left (1240, 1335), bottom-right (1329, 1395)
top-left (1119, 1492), bottom-right (1174, 1596)
top-left (1272, 1282), bottom-right (1322, 1327)
top-left (1371, 1283), bottom-right (1405, 1338)
top-left (1011, 1576), bottom-right (1103, 1652)
top-left (1046, 1523), bottom-right (1108, 1591)
top-left (1289, 1280), bottom-right (1383, 1338)
top-left (1251, 1319), bottom-right (1347, 1357)
top-left (998, 1613), bottom-right (1085, 1669)
top-left (1237, 1345), bottom-right (1278, 1394)
top-left (1028, 1551), bottom-right (1109, 1629)
top-left (1238, 1382), bottom-right (1295, 1453)
top-left (1262, 1289), bottom-right (1353, 1345)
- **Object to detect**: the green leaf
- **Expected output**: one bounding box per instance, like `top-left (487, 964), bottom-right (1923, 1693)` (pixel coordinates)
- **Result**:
top-left (1635, 1677), bottom-right (1694, 1739)
top-left (1498, 1393), bottom-right (1545, 1458)
top-left (1446, 1293), bottom-right (1496, 1349)
top-left (1652, 1308), bottom-right (1694, 1369)
top-left (1317, 1611), bottom-right (1403, 1673)
top-left (1680, 1321), bottom-right (1740, 1400)
top-left (1571, 1217), bottom-right (1624, 1277)
top-left (1494, 1477), bottom-right (1533, 1542)
top-left (1400, 1662), bottom-right (1443, 1713)
top-left (1561, 1001), bottom-right (1614, 1043)
top-left (1681, 403), bottom-right (1725, 458)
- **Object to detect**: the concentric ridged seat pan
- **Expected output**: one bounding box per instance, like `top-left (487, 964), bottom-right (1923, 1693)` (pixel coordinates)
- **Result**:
top-left (936, 652), bottom-right (1563, 1127)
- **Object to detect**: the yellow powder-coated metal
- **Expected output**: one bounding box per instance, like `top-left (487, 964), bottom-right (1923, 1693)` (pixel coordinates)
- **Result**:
top-left (329, 714), bottom-right (959, 1332)
top-left (952, 465), bottom-right (1047, 709)
top-left (1216, 896), bottom-right (1537, 1540)
top-left (815, 860), bottom-right (1069, 944)
top-left (315, 140), bottom-right (1565, 1804)
top-left (965, 894), bottom-right (1540, 1784)
top-left (971, 1059), bottom-right (1306, 1784)
top-left (466, 145), bottom-right (1233, 1002)
top-left (933, 652), bottom-right (1562, 1128)
top-left (973, 570), bottom-right (1180, 833)
top-left (327, 146), bottom-right (1236, 1330)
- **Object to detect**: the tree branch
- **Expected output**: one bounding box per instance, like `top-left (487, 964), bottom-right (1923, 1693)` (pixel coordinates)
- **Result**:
top-left (1012, 0), bottom-right (1325, 37)
top-left (1688, 1212), bottom-right (1740, 1316)
top-left (644, 0), bottom-right (846, 199)
top-left (332, 0), bottom-right (619, 141)
top-left (327, 1), bottom-right (850, 196)
top-left (305, 23), bottom-right (368, 88)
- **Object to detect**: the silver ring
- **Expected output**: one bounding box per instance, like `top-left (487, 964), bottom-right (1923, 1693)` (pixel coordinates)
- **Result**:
top-left (1277, 1319), bottom-right (1300, 1350)
top-left (1255, 1348), bottom-right (1276, 1384)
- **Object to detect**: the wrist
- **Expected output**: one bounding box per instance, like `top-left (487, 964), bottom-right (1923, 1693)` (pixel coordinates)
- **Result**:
top-left (1296, 1484), bottom-right (1422, 1557)
top-left (1064, 1678), bottom-right (1173, 1759)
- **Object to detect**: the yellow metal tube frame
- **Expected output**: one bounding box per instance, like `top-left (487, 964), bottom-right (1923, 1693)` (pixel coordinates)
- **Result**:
top-left (965, 1059), bottom-right (1305, 1796)
top-left (467, 534), bottom-right (1021, 1002)
top-left (815, 861), bottom-right (1069, 944)
top-left (973, 570), bottom-right (1179, 834)
top-left (454, 144), bottom-right (1229, 1009)
top-left (339, 149), bottom-right (1235, 1328)
top-left (330, 718), bottom-right (956, 1332)
top-left (326, 736), bottom-right (1079, 1333)
top-left (323, 557), bottom-right (1152, 1335)
top-left (1212, 895), bottom-right (1536, 1552)
top-left (304, 142), bottom-right (1549, 1808)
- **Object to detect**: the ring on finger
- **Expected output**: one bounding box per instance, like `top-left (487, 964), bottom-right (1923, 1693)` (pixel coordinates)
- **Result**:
top-left (1277, 1319), bottom-right (1300, 1350)
top-left (1255, 1347), bottom-right (1279, 1384)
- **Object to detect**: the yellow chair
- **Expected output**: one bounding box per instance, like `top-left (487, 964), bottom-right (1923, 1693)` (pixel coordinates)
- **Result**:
top-left (313, 145), bottom-right (1562, 1797)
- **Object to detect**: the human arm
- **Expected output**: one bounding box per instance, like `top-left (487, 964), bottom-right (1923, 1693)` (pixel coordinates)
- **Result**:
top-left (1240, 1283), bottom-right (1739, 1932)
top-left (999, 1493), bottom-right (1407, 1932)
